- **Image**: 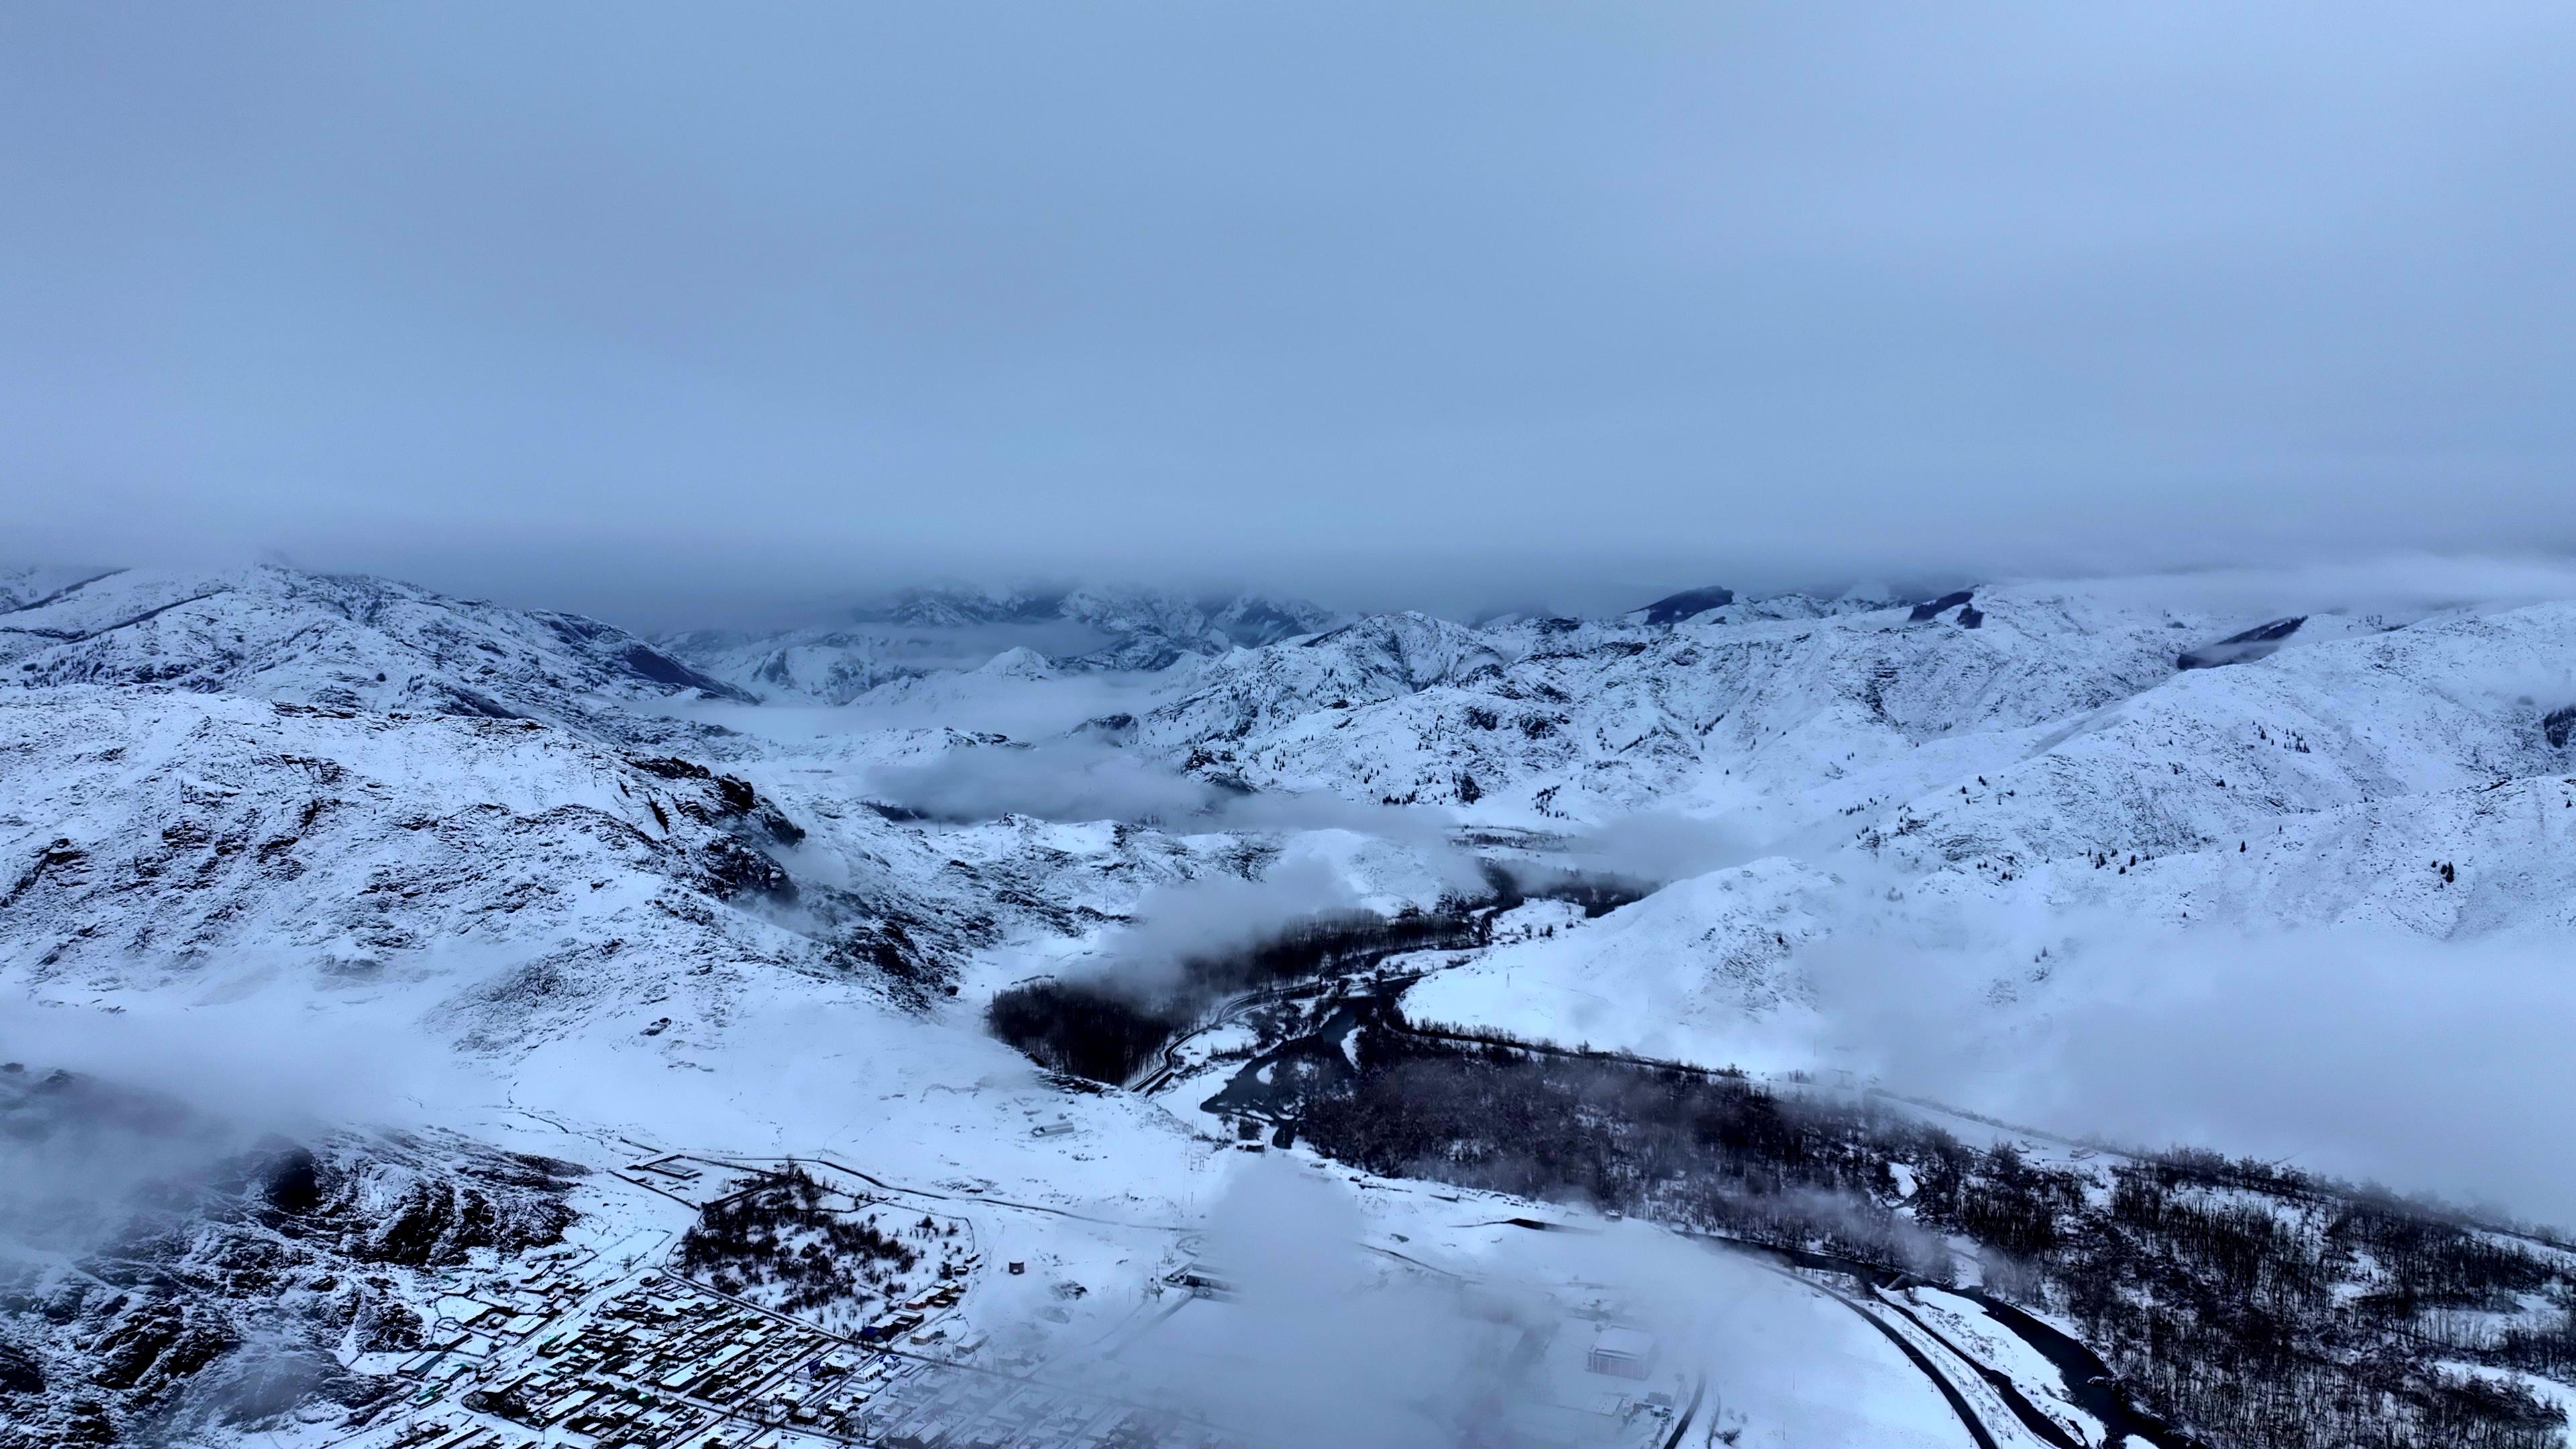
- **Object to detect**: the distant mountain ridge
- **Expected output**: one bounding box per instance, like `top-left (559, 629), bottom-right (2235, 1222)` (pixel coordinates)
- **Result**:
top-left (847, 580), bottom-right (1334, 642)
top-left (660, 582), bottom-right (1340, 702)
top-left (660, 579), bottom-right (1955, 704)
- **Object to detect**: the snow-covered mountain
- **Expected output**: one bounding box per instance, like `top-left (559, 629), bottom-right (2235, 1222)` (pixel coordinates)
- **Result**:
top-left (0, 566), bottom-right (751, 743)
top-left (0, 570), bottom-right (1362, 1065)
top-left (852, 582), bottom-right (1335, 657)
top-left (13, 561), bottom-right (2575, 1069)
top-left (11, 558), bottom-right (2576, 1447)
top-left (1385, 595), bottom-right (2576, 1069)
top-left (1126, 586), bottom-right (2258, 820)
top-left (1619, 582), bottom-right (1898, 628)
top-left (21, 561), bottom-right (2566, 1084)
top-left (0, 687), bottom-right (931, 1048)
top-left (660, 583), bottom-right (1339, 702)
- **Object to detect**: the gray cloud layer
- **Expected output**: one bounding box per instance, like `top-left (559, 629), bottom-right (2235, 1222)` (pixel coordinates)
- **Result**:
top-left (6, 4), bottom-right (2573, 623)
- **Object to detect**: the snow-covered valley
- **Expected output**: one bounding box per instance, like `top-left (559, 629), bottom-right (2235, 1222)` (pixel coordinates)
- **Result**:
top-left (8, 562), bottom-right (2576, 1448)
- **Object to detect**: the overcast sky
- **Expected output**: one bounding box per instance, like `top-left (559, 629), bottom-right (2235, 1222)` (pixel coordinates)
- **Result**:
top-left (5, 3), bottom-right (2572, 624)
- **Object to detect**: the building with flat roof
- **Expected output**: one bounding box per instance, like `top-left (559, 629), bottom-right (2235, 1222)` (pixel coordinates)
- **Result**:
top-left (1585, 1326), bottom-right (1657, 1381)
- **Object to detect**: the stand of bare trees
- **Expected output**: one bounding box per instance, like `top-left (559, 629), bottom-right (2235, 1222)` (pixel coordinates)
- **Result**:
top-left (987, 905), bottom-right (1492, 1082)
top-left (677, 1169), bottom-right (919, 1313)
top-left (988, 870), bottom-right (1650, 1084)
top-left (1292, 1028), bottom-right (2571, 1449)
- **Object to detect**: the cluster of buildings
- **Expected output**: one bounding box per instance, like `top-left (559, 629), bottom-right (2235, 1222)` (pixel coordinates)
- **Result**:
top-left (471, 1277), bottom-right (837, 1438)
top-left (367, 1273), bottom-right (844, 1449)
top-left (342, 1159), bottom-right (1686, 1449)
top-left (357, 1262), bottom-right (1244, 1449)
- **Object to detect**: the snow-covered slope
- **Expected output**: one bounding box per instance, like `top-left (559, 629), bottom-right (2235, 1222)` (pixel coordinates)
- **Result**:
top-left (651, 625), bottom-right (935, 705)
top-left (1047, 584), bottom-right (1338, 668)
top-left (0, 571), bottom-right (1450, 1071)
top-left (1129, 611), bottom-right (1511, 767)
top-left (1864, 601), bottom-right (2576, 868)
top-left (0, 688), bottom-right (934, 1053)
top-left (0, 566), bottom-right (751, 742)
top-left (1130, 586), bottom-right (2279, 826)
top-left (1620, 584), bottom-right (1898, 628)
top-left (1405, 598), bottom-right (2576, 1067)
top-left (0, 566), bottom-right (120, 612)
